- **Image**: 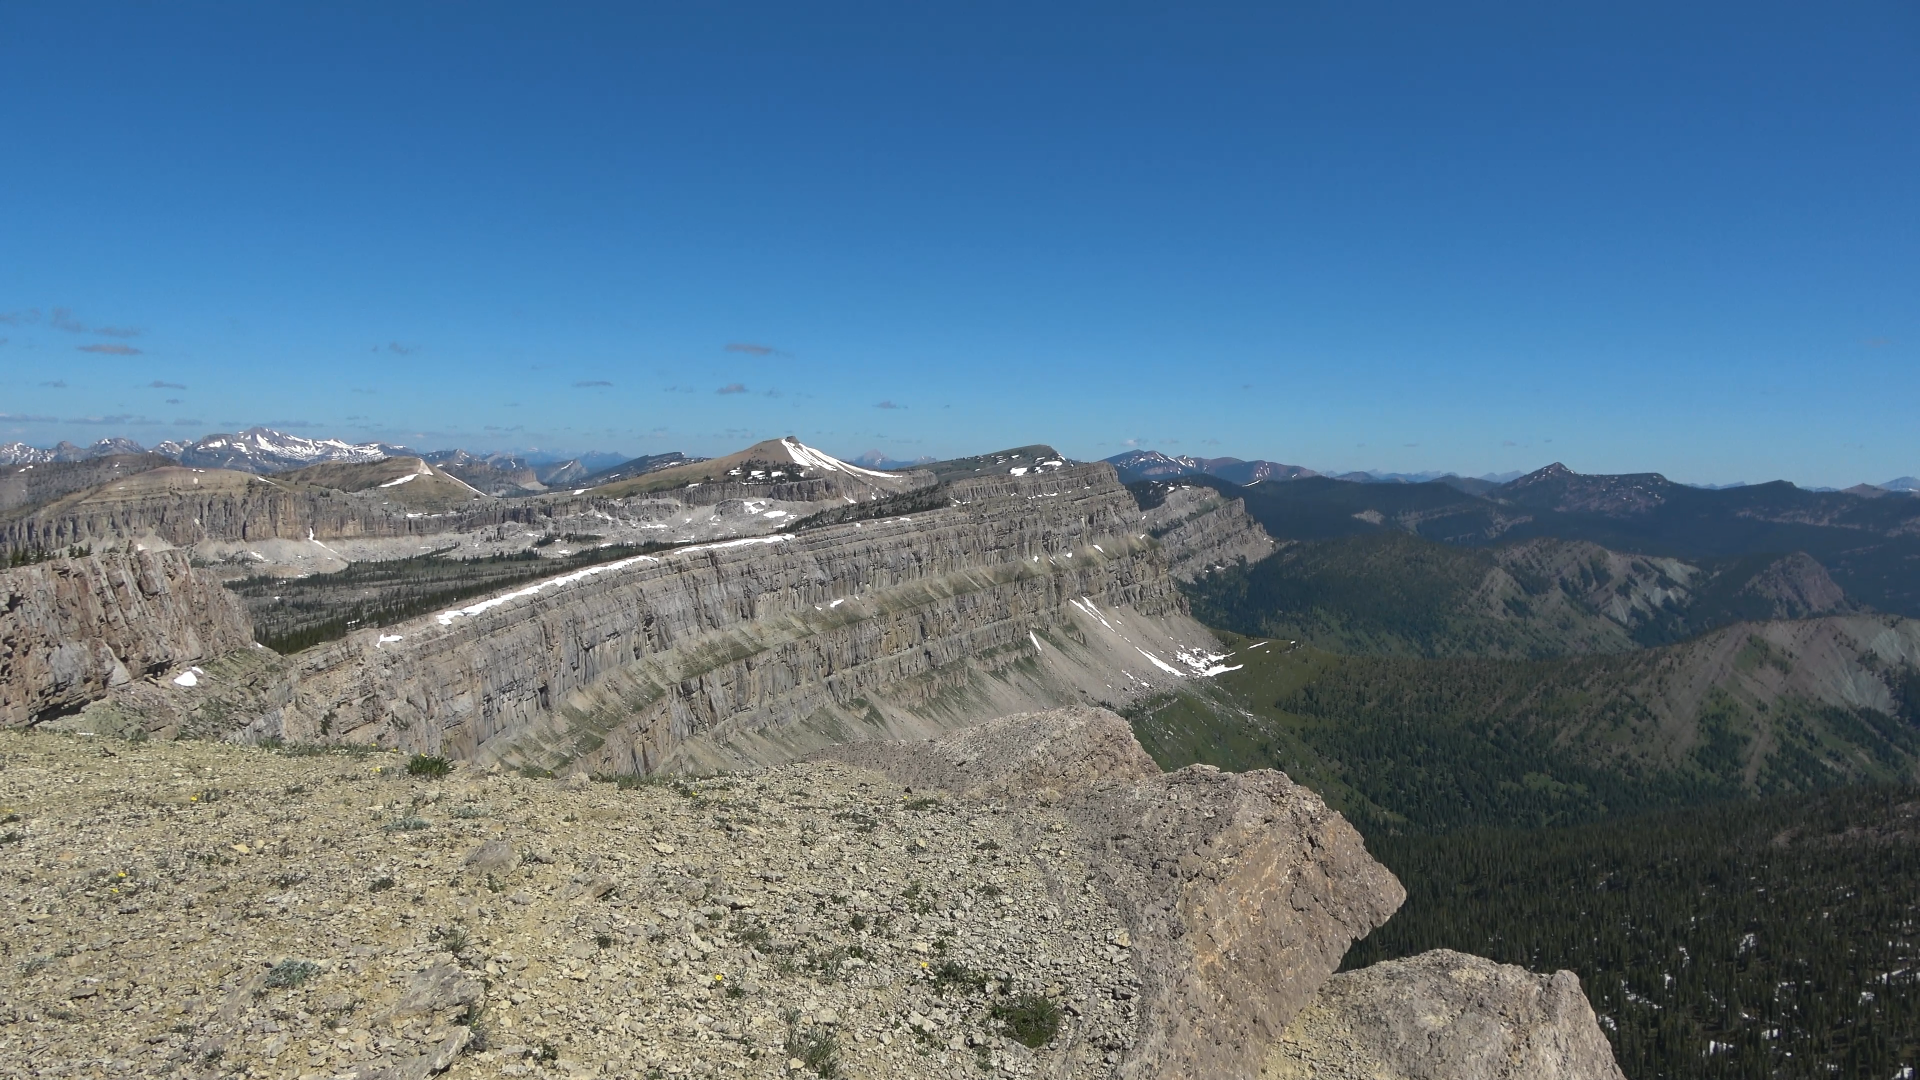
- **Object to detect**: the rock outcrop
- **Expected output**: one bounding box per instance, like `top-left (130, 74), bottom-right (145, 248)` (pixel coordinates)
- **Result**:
top-left (820, 707), bottom-right (1407, 1078)
top-left (1267, 949), bottom-right (1627, 1080)
top-left (807, 704), bottom-right (1162, 801)
top-left (0, 550), bottom-right (254, 726)
top-left (1135, 482), bottom-right (1278, 581)
top-left (1739, 551), bottom-right (1852, 619)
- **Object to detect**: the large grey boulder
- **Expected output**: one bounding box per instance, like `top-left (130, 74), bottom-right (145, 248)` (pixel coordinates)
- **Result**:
top-left (1266, 948), bottom-right (1627, 1080)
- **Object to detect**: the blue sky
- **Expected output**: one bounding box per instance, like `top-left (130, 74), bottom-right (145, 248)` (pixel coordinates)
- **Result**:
top-left (2, 3), bottom-right (1914, 486)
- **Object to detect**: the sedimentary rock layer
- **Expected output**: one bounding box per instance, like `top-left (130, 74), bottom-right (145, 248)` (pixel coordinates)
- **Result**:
top-left (0, 445), bottom-right (932, 556)
top-left (0, 550), bottom-right (254, 726)
top-left (1137, 483), bottom-right (1277, 581)
top-left (232, 464), bottom-right (1229, 774)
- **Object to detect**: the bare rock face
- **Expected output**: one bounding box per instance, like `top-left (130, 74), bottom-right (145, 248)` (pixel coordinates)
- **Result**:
top-left (210, 464), bottom-right (1240, 773)
top-left (1741, 551), bottom-right (1851, 619)
top-left (1072, 766), bottom-right (1406, 1079)
top-left (0, 550), bottom-right (254, 726)
top-left (821, 706), bottom-right (1406, 1079)
top-left (1267, 949), bottom-right (1627, 1080)
top-left (1135, 483), bottom-right (1278, 581)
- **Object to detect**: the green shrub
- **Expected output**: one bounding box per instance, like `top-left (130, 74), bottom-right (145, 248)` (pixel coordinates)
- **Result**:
top-left (992, 994), bottom-right (1062, 1048)
top-left (264, 959), bottom-right (320, 989)
top-left (406, 754), bottom-right (451, 778)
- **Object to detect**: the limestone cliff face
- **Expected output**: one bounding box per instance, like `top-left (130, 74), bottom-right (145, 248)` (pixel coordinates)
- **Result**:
top-left (1269, 949), bottom-right (1627, 1080)
top-left (207, 464), bottom-right (1246, 774)
top-left (0, 475), bottom-right (657, 552)
top-left (0, 550), bottom-right (254, 726)
top-left (1136, 483), bottom-right (1278, 581)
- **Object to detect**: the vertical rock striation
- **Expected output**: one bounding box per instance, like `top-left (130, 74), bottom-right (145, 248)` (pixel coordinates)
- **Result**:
top-left (226, 464), bottom-right (1243, 772)
top-left (0, 549), bottom-right (254, 726)
top-left (1136, 483), bottom-right (1279, 581)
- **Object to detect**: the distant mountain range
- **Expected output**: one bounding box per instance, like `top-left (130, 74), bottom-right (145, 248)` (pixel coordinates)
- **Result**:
top-left (1104, 450), bottom-right (1536, 491)
top-left (1102, 449), bottom-right (1918, 498)
top-left (0, 427), bottom-right (628, 488)
top-left (1105, 450), bottom-right (1319, 485)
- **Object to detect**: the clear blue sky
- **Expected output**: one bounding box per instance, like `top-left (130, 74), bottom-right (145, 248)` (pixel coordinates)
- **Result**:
top-left (2, 3), bottom-right (1914, 486)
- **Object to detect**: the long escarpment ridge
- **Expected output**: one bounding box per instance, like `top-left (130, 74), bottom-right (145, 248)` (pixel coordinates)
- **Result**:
top-left (269, 464), bottom-right (1226, 771)
top-left (73, 463), bottom-right (1264, 776)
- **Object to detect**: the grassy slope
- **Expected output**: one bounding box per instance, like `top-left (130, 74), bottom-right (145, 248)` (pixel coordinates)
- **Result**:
top-left (230, 542), bottom-right (670, 653)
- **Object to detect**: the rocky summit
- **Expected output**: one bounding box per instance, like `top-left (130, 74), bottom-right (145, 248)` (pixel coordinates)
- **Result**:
top-left (0, 707), bottom-right (1623, 1080)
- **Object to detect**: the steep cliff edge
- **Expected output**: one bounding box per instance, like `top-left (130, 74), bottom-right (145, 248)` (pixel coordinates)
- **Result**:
top-left (181, 463), bottom-right (1252, 774)
top-left (0, 549), bottom-right (255, 726)
top-left (1134, 482), bottom-right (1278, 581)
top-left (819, 707), bottom-right (1407, 1078)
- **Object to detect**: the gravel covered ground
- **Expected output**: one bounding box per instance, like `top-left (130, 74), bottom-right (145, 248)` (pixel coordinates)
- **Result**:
top-left (0, 731), bottom-right (1141, 1079)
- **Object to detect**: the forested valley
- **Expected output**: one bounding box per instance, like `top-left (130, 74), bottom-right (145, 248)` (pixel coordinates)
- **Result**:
top-left (1135, 511), bottom-right (1920, 1078)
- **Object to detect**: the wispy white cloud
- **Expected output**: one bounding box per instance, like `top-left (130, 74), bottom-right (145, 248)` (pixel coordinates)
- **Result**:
top-left (68, 413), bottom-right (161, 426)
top-left (80, 343), bottom-right (141, 355)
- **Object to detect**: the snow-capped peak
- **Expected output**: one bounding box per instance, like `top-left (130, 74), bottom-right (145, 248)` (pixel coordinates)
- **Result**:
top-left (179, 426), bottom-right (407, 474)
top-left (780, 437), bottom-right (898, 480)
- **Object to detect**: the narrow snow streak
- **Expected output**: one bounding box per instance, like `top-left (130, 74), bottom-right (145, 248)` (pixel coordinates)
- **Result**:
top-left (431, 535), bottom-right (790, 627)
top-left (1135, 649), bottom-right (1183, 677)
